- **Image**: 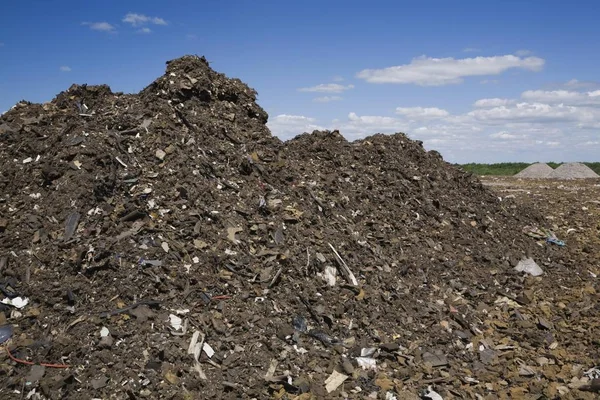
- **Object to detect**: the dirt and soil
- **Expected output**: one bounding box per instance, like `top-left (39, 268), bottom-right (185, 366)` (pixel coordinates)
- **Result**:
top-left (0, 55), bottom-right (599, 399)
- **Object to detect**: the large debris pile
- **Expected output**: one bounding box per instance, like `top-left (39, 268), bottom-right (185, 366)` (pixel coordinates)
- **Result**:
top-left (0, 56), bottom-right (592, 399)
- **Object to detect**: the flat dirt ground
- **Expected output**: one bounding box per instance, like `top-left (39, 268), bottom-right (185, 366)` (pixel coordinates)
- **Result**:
top-left (479, 176), bottom-right (600, 397)
top-left (480, 176), bottom-right (600, 256)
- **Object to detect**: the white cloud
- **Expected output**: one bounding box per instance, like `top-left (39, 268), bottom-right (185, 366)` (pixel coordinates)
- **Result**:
top-left (395, 107), bottom-right (449, 119)
top-left (122, 13), bottom-right (167, 27)
top-left (137, 27), bottom-right (152, 34)
top-left (298, 83), bottom-right (354, 93)
top-left (468, 102), bottom-right (581, 124)
top-left (521, 89), bottom-right (600, 106)
top-left (489, 131), bottom-right (522, 140)
top-left (356, 54), bottom-right (545, 86)
top-left (515, 49), bottom-right (532, 56)
top-left (332, 76), bottom-right (344, 82)
top-left (59, 66), bottom-right (72, 72)
top-left (313, 96), bottom-right (342, 103)
top-left (267, 114), bottom-right (325, 140)
top-left (480, 79), bottom-right (499, 84)
top-left (473, 98), bottom-right (514, 108)
top-left (82, 22), bottom-right (116, 32)
top-left (463, 47), bottom-right (480, 53)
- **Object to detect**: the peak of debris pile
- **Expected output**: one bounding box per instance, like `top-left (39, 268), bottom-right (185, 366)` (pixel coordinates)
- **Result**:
top-left (0, 55), bottom-right (568, 399)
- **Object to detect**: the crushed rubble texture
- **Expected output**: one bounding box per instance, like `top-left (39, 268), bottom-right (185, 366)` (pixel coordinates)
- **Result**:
top-left (515, 163), bottom-right (554, 179)
top-left (549, 162), bottom-right (600, 179)
top-left (1, 55), bottom-right (599, 399)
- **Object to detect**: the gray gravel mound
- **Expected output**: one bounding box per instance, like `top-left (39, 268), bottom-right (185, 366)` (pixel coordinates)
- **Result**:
top-left (549, 162), bottom-right (599, 179)
top-left (515, 163), bottom-right (554, 178)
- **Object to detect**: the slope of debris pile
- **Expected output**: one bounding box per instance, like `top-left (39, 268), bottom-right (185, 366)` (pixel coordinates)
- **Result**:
top-left (0, 56), bottom-right (590, 399)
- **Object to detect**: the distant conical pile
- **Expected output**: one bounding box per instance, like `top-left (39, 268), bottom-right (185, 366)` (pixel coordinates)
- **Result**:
top-left (515, 162), bottom-right (553, 178)
top-left (548, 162), bottom-right (599, 179)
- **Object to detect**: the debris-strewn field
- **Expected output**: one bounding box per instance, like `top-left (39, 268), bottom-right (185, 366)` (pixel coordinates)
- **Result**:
top-left (0, 56), bottom-right (599, 399)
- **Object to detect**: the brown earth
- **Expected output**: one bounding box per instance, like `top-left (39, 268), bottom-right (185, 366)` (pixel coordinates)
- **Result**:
top-left (0, 55), bottom-right (598, 399)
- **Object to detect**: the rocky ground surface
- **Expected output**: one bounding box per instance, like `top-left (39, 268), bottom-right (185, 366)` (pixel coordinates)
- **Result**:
top-left (0, 56), bottom-right (599, 399)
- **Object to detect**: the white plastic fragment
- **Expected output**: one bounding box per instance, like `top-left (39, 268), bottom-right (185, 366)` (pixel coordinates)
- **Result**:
top-left (423, 386), bottom-right (443, 400)
top-left (356, 357), bottom-right (377, 370)
top-left (169, 314), bottom-right (183, 331)
top-left (324, 370), bottom-right (348, 393)
top-left (328, 243), bottom-right (358, 286)
top-left (1, 296), bottom-right (29, 309)
top-left (293, 345), bottom-right (308, 354)
top-left (23, 157), bottom-right (33, 164)
top-left (161, 242), bottom-right (170, 253)
top-left (515, 257), bottom-right (544, 276)
top-left (187, 330), bottom-right (207, 380)
top-left (100, 327), bottom-right (110, 337)
top-left (360, 347), bottom-right (377, 357)
top-left (264, 359), bottom-right (278, 380)
top-left (323, 266), bottom-right (337, 287)
top-left (202, 342), bottom-right (215, 358)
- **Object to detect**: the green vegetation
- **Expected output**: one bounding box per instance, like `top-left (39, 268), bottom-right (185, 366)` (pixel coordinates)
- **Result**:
top-left (457, 162), bottom-right (600, 176)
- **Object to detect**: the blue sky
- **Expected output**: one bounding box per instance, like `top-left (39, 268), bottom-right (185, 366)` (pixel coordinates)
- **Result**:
top-left (1, 0), bottom-right (600, 163)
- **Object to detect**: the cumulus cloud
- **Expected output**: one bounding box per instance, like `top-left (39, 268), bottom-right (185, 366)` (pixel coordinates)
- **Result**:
top-left (298, 83), bottom-right (354, 93)
top-left (468, 102), bottom-right (581, 124)
top-left (122, 13), bottom-right (167, 27)
top-left (356, 54), bottom-right (545, 86)
top-left (313, 96), bottom-right (342, 103)
top-left (489, 131), bottom-right (522, 140)
top-left (395, 107), bottom-right (449, 119)
top-left (82, 22), bottom-right (116, 32)
top-left (473, 98), bottom-right (514, 108)
top-left (137, 27), bottom-right (152, 34)
top-left (521, 89), bottom-right (600, 106)
top-left (59, 66), bottom-right (72, 72)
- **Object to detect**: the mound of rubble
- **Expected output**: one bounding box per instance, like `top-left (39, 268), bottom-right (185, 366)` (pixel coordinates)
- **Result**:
top-left (515, 163), bottom-right (554, 179)
top-left (0, 56), bottom-right (595, 399)
top-left (549, 162), bottom-right (599, 179)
